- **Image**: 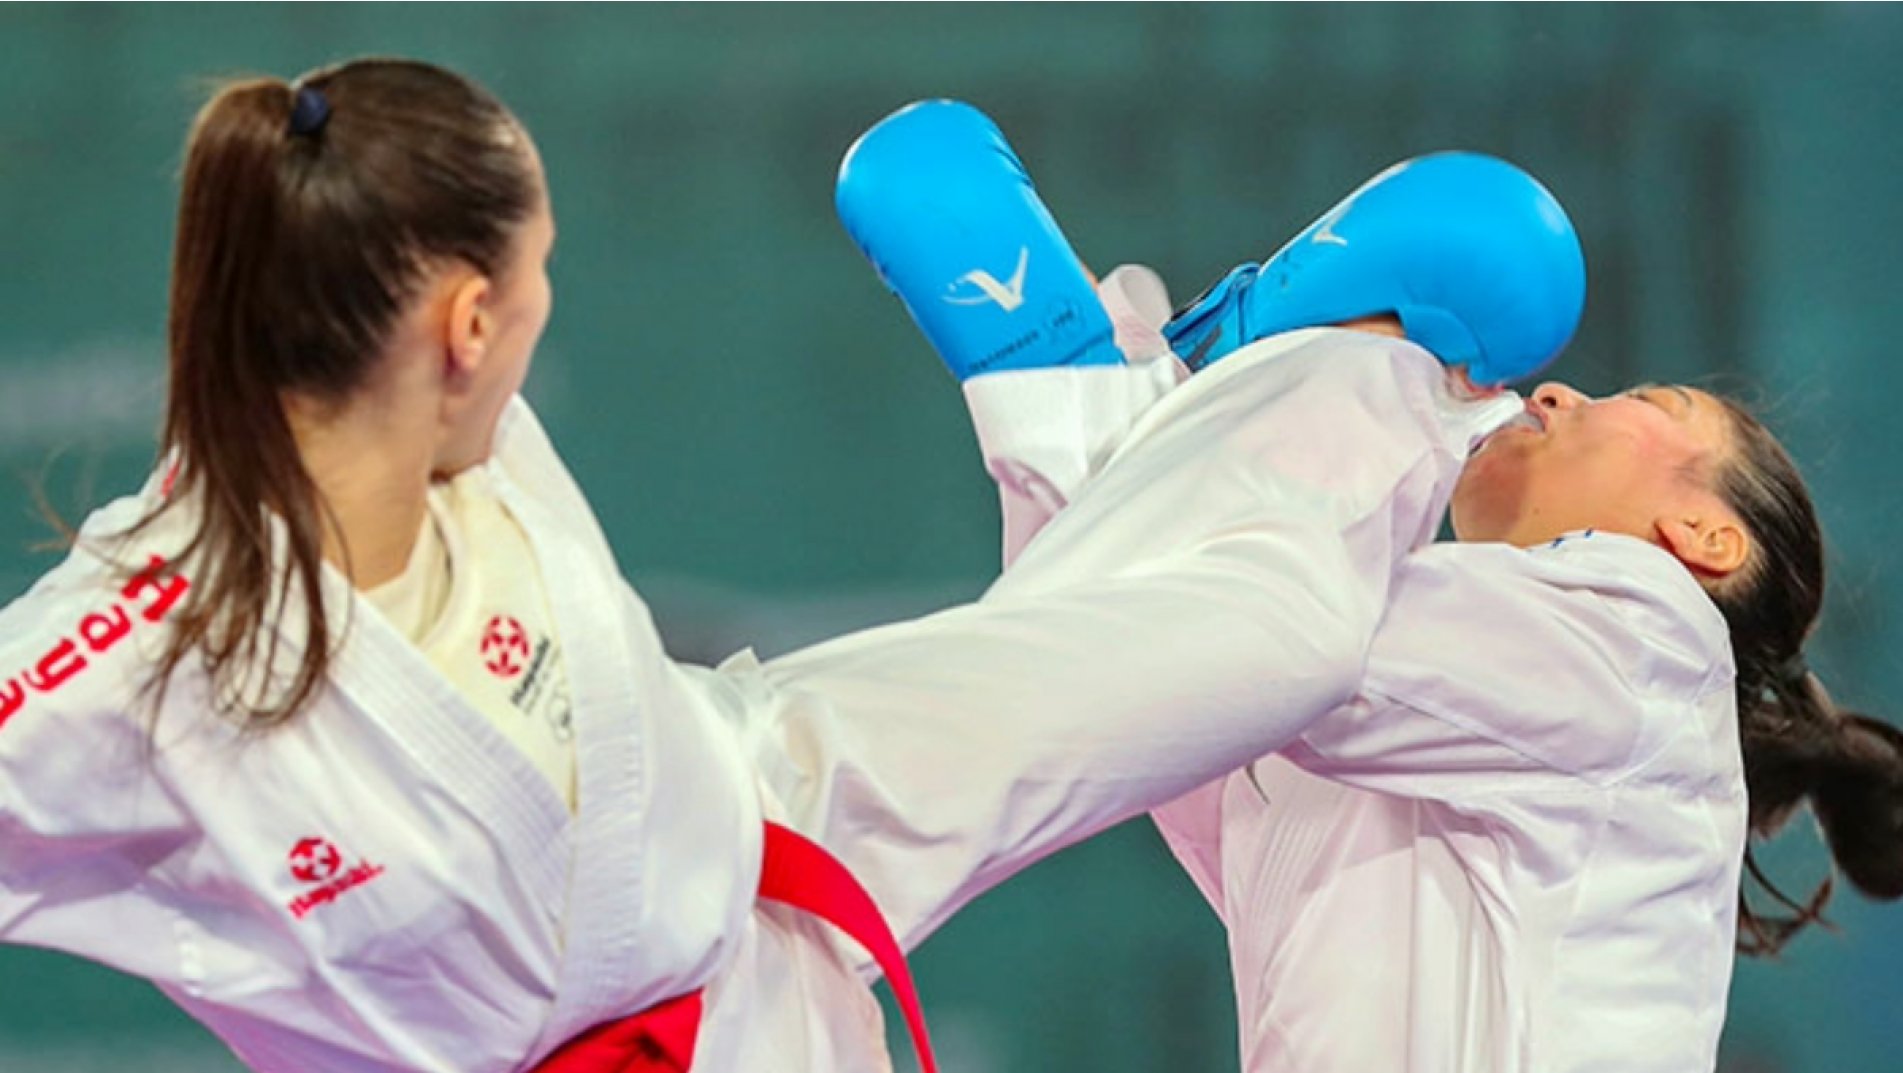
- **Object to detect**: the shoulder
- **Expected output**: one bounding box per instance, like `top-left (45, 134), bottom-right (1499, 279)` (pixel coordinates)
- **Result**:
top-left (1, 493), bottom-right (190, 742)
top-left (1366, 533), bottom-right (1734, 782)
top-left (1389, 531), bottom-right (1730, 690)
top-left (1527, 530), bottom-right (1731, 668)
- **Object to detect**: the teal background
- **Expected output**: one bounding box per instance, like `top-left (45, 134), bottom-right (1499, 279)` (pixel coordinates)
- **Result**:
top-left (2, 4), bottom-right (1900, 1070)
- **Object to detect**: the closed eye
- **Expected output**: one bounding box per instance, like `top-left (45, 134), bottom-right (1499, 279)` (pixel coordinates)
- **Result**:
top-left (1625, 384), bottom-right (1693, 417)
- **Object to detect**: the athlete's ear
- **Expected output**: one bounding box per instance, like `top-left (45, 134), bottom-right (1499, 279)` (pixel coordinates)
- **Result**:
top-left (443, 271), bottom-right (494, 380)
top-left (1657, 511), bottom-right (1750, 580)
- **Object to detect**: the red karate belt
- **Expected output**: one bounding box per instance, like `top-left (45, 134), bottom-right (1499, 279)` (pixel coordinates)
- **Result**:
top-left (530, 821), bottom-right (938, 1073)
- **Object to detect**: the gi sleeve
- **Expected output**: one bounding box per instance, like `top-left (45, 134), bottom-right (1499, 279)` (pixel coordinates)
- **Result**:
top-left (0, 560), bottom-right (198, 983)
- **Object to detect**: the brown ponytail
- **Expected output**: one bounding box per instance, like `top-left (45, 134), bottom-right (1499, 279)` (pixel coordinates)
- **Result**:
top-left (144, 59), bottom-right (535, 727)
top-left (1810, 712), bottom-right (1903, 898)
top-left (1708, 397), bottom-right (1903, 955)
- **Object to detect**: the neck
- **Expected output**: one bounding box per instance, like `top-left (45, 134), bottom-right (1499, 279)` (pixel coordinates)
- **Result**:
top-left (285, 394), bottom-right (435, 590)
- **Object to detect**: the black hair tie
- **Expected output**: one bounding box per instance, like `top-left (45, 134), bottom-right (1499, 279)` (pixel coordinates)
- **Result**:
top-left (288, 84), bottom-right (331, 138)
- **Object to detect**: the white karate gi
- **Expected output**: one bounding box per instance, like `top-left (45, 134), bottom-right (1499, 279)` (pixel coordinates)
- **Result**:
top-left (968, 330), bottom-right (1748, 1073)
top-left (0, 330), bottom-right (1509, 1073)
top-left (1, 402), bottom-right (766, 1073)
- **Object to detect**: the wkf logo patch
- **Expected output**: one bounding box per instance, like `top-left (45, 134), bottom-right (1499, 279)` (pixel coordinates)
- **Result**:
top-left (481, 615), bottom-right (532, 679)
top-left (286, 836), bottom-right (385, 921)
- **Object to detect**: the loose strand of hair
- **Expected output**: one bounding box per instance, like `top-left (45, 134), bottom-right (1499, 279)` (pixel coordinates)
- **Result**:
top-left (1737, 848), bottom-right (1836, 958)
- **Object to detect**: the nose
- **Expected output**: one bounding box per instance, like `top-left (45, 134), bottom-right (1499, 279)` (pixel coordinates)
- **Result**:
top-left (1531, 382), bottom-right (1588, 411)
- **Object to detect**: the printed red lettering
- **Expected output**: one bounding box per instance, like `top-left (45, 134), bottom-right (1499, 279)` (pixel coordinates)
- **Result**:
top-left (0, 679), bottom-right (22, 729)
top-left (0, 555), bottom-right (194, 729)
top-left (287, 861), bottom-right (387, 920)
top-left (78, 605), bottom-right (133, 654)
top-left (24, 639), bottom-right (87, 693)
top-left (122, 555), bottom-right (190, 623)
top-left (282, 836), bottom-right (385, 920)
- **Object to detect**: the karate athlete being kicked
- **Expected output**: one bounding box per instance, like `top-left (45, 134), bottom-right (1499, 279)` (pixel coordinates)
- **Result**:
top-left (841, 101), bottom-right (1903, 1073)
top-left (0, 60), bottom-right (1704, 1073)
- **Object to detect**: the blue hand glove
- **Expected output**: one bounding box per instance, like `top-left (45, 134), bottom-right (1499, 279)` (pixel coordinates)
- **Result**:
top-left (1164, 153), bottom-right (1586, 386)
top-left (837, 100), bottom-right (1123, 381)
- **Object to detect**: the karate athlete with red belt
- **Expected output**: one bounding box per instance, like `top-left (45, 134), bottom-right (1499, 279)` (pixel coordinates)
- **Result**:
top-left (0, 62), bottom-right (1585, 1073)
top-left (856, 102), bottom-right (1903, 1073)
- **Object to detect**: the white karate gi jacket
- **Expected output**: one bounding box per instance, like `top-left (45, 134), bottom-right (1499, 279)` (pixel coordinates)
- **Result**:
top-left (0, 331), bottom-right (1511, 1073)
top-left (0, 401), bottom-right (765, 1072)
top-left (968, 329), bottom-right (1748, 1073)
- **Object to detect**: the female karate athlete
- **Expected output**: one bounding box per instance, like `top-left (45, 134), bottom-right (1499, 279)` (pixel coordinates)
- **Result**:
top-left (977, 336), bottom-right (1903, 1073)
top-left (0, 63), bottom-right (1576, 1073)
top-left (845, 107), bottom-right (1903, 1070)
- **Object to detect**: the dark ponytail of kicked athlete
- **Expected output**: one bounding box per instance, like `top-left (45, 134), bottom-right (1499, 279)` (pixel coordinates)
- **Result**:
top-left (151, 58), bottom-right (535, 726)
top-left (1707, 398), bottom-right (1903, 955)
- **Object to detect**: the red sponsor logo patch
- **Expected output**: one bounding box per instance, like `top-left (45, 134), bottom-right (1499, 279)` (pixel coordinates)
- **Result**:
top-left (288, 837), bottom-right (344, 884)
top-left (0, 555), bottom-right (189, 733)
top-left (481, 614), bottom-right (531, 679)
top-left (286, 836), bottom-right (385, 921)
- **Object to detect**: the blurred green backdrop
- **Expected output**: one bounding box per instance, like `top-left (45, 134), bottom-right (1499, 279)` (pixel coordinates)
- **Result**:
top-left (2, 4), bottom-right (1900, 1071)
